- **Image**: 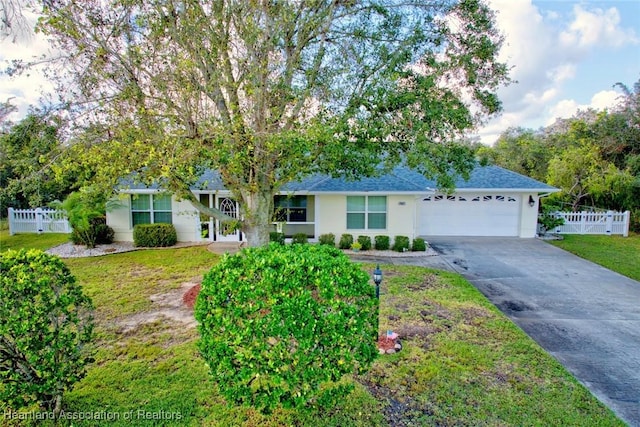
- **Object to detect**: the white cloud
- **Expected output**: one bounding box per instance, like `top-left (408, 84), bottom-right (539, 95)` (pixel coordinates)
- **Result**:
top-left (544, 89), bottom-right (622, 125)
top-left (560, 5), bottom-right (639, 49)
top-left (0, 11), bottom-right (55, 121)
top-left (547, 64), bottom-right (576, 84)
top-left (477, 1), bottom-right (639, 144)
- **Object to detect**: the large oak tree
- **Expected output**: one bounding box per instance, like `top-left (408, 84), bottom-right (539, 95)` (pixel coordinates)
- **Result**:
top-left (37, 0), bottom-right (508, 246)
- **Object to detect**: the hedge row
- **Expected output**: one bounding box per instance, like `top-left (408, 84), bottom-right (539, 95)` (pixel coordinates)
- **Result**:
top-left (269, 232), bottom-right (427, 252)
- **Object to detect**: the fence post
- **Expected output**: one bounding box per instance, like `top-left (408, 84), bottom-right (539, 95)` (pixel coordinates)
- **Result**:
top-left (623, 211), bottom-right (630, 237)
top-left (35, 207), bottom-right (44, 234)
top-left (605, 211), bottom-right (613, 235)
top-left (8, 207), bottom-right (15, 235)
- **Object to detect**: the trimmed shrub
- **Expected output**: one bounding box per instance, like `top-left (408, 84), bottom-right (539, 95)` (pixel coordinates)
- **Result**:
top-left (195, 244), bottom-right (378, 413)
top-left (374, 235), bottom-right (390, 250)
top-left (318, 233), bottom-right (336, 246)
top-left (411, 237), bottom-right (427, 252)
top-left (269, 231), bottom-right (285, 245)
top-left (0, 249), bottom-right (94, 413)
top-left (338, 233), bottom-right (353, 249)
top-left (392, 235), bottom-right (410, 252)
top-left (291, 233), bottom-right (308, 244)
top-left (357, 235), bottom-right (372, 251)
top-left (133, 223), bottom-right (177, 247)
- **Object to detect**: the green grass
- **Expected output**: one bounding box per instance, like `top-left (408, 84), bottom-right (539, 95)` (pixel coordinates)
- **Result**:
top-left (549, 233), bottom-right (640, 282)
top-left (0, 233), bottom-right (624, 426)
top-left (0, 229), bottom-right (70, 252)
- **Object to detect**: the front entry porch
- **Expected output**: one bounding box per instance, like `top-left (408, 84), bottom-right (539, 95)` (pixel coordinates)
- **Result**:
top-left (195, 192), bottom-right (317, 243)
top-left (197, 194), bottom-right (243, 243)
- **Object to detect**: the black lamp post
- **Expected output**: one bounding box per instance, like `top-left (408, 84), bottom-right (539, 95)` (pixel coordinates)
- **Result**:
top-left (373, 264), bottom-right (383, 299)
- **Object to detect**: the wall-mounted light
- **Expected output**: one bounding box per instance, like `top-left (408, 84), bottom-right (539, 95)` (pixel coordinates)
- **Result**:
top-left (528, 195), bottom-right (535, 207)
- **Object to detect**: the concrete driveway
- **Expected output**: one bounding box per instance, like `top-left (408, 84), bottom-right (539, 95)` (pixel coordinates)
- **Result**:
top-left (364, 237), bottom-right (640, 426)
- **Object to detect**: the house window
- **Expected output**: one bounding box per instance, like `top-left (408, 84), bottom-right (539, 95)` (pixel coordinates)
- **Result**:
top-left (346, 196), bottom-right (386, 230)
top-left (274, 196), bottom-right (307, 222)
top-left (131, 194), bottom-right (172, 226)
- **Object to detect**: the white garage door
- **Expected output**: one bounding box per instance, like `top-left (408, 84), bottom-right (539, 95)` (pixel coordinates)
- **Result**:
top-left (418, 194), bottom-right (521, 236)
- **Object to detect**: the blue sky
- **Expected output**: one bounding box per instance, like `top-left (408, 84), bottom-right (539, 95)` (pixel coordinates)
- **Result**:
top-left (1, 1), bottom-right (639, 145)
top-left (478, 0), bottom-right (640, 142)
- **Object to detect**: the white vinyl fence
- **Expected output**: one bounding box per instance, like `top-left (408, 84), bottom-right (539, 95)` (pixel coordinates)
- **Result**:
top-left (7, 208), bottom-right (72, 235)
top-left (550, 210), bottom-right (630, 237)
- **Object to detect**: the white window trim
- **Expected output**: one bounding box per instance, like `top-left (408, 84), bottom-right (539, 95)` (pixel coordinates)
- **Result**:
top-left (346, 195), bottom-right (387, 230)
top-left (130, 193), bottom-right (172, 227)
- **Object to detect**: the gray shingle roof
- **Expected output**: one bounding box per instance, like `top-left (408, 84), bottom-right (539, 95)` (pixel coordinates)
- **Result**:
top-left (281, 165), bottom-right (557, 193)
top-left (121, 164), bottom-right (557, 193)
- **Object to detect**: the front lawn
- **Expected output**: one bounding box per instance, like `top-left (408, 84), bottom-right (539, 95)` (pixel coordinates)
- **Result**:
top-left (0, 229), bottom-right (70, 252)
top-left (549, 234), bottom-right (640, 282)
top-left (0, 235), bottom-right (624, 426)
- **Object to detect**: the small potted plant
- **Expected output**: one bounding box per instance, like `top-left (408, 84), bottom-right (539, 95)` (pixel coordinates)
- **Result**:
top-left (350, 241), bottom-right (362, 252)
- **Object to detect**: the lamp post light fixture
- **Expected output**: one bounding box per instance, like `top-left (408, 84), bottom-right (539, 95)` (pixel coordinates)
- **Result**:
top-left (528, 195), bottom-right (535, 207)
top-left (373, 264), bottom-right (383, 299)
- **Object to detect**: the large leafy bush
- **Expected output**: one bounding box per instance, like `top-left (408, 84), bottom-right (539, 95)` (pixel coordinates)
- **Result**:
top-left (0, 249), bottom-right (94, 414)
top-left (195, 244), bottom-right (378, 412)
top-left (53, 188), bottom-right (114, 248)
top-left (70, 216), bottom-right (114, 247)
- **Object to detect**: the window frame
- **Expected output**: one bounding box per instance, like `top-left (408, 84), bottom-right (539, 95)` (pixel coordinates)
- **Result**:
top-left (346, 195), bottom-right (387, 230)
top-left (274, 195), bottom-right (308, 223)
top-left (130, 193), bottom-right (173, 227)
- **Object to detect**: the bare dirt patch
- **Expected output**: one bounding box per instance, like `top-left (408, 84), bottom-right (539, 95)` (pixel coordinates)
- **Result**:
top-left (116, 282), bottom-right (200, 333)
top-left (406, 274), bottom-right (441, 291)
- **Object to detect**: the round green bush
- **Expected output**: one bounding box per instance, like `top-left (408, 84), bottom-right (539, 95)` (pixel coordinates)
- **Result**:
top-left (411, 237), bottom-right (427, 252)
top-left (338, 233), bottom-right (353, 249)
top-left (357, 235), bottom-right (372, 251)
top-left (0, 249), bottom-right (94, 413)
top-left (374, 235), bottom-right (390, 250)
top-left (392, 235), bottom-right (410, 252)
top-left (291, 232), bottom-right (308, 244)
top-left (195, 243), bottom-right (378, 412)
top-left (318, 233), bottom-right (336, 246)
top-left (269, 231), bottom-right (285, 245)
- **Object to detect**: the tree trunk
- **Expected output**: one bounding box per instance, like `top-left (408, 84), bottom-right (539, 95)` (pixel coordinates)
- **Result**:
top-left (240, 190), bottom-right (274, 247)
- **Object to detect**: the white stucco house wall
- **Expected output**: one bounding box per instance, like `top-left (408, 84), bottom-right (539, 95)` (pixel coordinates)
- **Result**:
top-left (106, 164), bottom-right (559, 243)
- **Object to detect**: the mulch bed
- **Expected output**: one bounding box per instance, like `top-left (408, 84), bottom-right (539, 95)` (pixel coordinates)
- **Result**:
top-left (378, 334), bottom-right (402, 354)
top-left (183, 284), bottom-right (201, 309)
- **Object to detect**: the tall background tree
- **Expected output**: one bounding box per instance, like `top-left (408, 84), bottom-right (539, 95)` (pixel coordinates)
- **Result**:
top-left (479, 77), bottom-right (640, 231)
top-left (0, 112), bottom-right (81, 214)
top-left (35, 0), bottom-right (509, 246)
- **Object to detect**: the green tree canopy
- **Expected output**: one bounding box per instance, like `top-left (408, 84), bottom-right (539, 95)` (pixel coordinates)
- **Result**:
top-left (37, 0), bottom-right (509, 246)
top-left (482, 77), bottom-right (640, 230)
top-left (0, 112), bottom-right (76, 212)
